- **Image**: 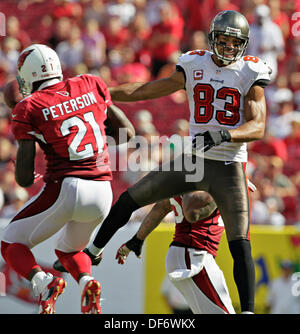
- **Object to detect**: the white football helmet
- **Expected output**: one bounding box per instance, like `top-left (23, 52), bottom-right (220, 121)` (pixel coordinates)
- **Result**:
top-left (17, 44), bottom-right (63, 96)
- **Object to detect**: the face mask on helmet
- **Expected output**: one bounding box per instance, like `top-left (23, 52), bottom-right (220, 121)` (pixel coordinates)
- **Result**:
top-left (16, 44), bottom-right (63, 96)
top-left (209, 32), bottom-right (248, 65)
top-left (208, 11), bottom-right (249, 65)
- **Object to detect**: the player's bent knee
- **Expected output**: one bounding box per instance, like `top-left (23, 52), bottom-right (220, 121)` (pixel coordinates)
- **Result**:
top-left (118, 191), bottom-right (140, 211)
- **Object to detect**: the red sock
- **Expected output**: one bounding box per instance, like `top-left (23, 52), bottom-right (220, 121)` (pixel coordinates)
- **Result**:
top-left (1, 241), bottom-right (41, 280)
top-left (55, 249), bottom-right (92, 282)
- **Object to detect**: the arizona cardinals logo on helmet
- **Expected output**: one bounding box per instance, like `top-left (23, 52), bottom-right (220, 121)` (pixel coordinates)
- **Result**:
top-left (17, 49), bottom-right (34, 71)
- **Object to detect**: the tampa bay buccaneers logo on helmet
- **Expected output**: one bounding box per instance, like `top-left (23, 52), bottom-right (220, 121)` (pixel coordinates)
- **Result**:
top-left (17, 49), bottom-right (34, 71)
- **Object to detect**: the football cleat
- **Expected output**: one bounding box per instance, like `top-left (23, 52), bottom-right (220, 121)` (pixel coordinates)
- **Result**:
top-left (81, 280), bottom-right (102, 314)
top-left (53, 249), bottom-right (103, 273)
top-left (38, 276), bottom-right (66, 314)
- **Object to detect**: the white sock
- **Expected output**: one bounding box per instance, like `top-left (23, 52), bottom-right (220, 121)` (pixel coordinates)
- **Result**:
top-left (31, 271), bottom-right (52, 296)
top-left (88, 244), bottom-right (104, 257)
top-left (79, 275), bottom-right (94, 293)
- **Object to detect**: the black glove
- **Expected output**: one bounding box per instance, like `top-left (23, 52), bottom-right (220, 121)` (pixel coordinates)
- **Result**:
top-left (192, 129), bottom-right (231, 152)
top-left (125, 234), bottom-right (144, 257)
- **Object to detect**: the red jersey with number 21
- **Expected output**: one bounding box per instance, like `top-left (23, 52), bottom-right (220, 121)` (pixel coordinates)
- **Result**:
top-left (11, 74), bottom-right (113, 182)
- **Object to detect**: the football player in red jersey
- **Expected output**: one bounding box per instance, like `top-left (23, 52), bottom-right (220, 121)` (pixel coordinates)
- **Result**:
top-left (116, 181), bottom-right (258, 314)
top-left (115, 190), bottom-right (236, 314)
top-left (0, 44), bottom-right (135, 314)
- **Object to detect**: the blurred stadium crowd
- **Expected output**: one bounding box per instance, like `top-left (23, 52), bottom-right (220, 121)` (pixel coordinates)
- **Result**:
top-left (0, 0), bottom-right (300, 227)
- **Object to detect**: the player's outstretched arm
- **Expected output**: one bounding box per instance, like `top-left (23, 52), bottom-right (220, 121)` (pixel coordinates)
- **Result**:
top-left (109, 70), bottom-right (185, 102)
top-left (15, 139), bottom-right (36, 187)
top-left (105, 104), bottom-right (135, 144)
top-left (116, 199), bottom-right (172, 264)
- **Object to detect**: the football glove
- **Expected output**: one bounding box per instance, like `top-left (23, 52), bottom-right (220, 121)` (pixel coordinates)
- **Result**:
top-left (115, 234), bottom-right (144, 265)
top-left (192, 129), bottom-right (231, 152)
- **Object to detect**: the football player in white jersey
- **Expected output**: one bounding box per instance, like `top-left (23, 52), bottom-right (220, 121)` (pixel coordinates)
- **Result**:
top-left (84, 10), bottom-right (271, 314)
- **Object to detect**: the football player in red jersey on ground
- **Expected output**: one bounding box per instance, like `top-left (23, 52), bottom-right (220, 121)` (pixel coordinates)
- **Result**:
top-left (116, 190), bottom-right (236, 314)
top-left (0, 44), bottom-right (135, 314)
top-left (86, 11), bottom-right (271, 314)
top-left (116, 180), bottom-right (256, 314)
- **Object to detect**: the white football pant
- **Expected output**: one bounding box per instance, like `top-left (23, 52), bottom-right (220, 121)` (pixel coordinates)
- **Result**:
top-left (2, 177), bottom-right (113, 252)
top-left (165, 246), bottom-right (235, 314)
